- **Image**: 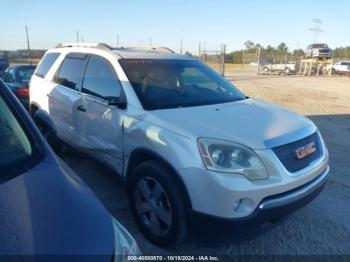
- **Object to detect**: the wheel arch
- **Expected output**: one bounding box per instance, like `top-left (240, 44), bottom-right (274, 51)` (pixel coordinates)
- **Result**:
top-left (126, 148), bottom-right (193, 210)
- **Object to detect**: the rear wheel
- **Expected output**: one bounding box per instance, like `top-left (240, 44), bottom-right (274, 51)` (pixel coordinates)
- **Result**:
top-left (127, 160), bottom-right (188, 246)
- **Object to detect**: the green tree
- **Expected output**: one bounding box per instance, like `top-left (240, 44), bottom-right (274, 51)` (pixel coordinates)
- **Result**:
top-left (277, 42), bottom-right (288, 53)
top-left (244, 40), bottom-right (255, 51)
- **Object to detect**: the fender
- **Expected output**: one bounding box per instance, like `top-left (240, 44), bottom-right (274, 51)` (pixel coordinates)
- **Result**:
top-left (125, 147), bottom-right (193, 209)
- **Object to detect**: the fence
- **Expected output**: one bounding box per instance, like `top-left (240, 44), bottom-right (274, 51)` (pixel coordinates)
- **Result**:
top-left (256, 48), bottom-right (304, 75)
top-left (199, 44), bottom-right (226, 76)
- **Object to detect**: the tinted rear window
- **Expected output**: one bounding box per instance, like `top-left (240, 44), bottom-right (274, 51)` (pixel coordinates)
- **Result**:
top-left (54, 54), bottom-right (88, 90)
top-left (18, 67), bottom-right (36, 82)
top-left (35, 53), bottom-right (60, 78)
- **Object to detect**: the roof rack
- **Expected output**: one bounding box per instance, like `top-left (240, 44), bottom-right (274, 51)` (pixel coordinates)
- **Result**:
top-left (55, 42), bottom-right (112, 51)
top-left (113, 46), bottom-right (175, 54)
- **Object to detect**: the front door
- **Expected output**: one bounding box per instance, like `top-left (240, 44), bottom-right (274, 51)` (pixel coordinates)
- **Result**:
top-left (76, 54), bottom-right (124, 173)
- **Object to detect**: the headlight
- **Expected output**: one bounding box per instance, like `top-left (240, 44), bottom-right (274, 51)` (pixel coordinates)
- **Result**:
top-left (198, 138), bottom-right (268, 180)
top-left (112, 217), bottom-right (141, 262)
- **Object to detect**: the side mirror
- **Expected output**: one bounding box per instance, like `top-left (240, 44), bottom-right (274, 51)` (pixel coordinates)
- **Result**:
top-left (108, 96), bottom-right (127, 109)
top-left (33, 109), bottom-right (57, 139)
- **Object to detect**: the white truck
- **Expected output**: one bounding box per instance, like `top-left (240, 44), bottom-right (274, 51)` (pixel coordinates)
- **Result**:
top-left (326, 61), bottom-right (350, 75)
top-left (262, 62), bottom-right (296, 75)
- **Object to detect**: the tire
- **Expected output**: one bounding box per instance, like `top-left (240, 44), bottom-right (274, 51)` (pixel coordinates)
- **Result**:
top-left (285, 68), bottom-right (291, 75)
top-left (127, 160), bottom-right (188, 247)
top-left (263, 67), bottom-right (269, 74)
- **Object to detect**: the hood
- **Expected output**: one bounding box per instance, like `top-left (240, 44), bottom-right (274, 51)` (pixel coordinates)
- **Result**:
top-left (0, 160), bottom-right (114, 256)
top-left (148, 99), bottom-right (316, 149)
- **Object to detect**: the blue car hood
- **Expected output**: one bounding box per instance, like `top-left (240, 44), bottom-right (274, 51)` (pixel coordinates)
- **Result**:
top-left (0, 160), bottom-right (114, 256)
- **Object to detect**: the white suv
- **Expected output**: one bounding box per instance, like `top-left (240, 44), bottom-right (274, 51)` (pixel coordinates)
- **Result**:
top-left (30, 43), bottom-right (329, 246)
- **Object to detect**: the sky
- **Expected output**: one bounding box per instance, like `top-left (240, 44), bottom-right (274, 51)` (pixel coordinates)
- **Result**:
top-left (0, 0), bottom-right (349, 53)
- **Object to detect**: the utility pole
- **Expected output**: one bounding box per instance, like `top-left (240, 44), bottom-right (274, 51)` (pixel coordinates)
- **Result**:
top-left (198, 42), bottom-right (201, 59)
top-left (76, 31), bottom-right (80, 43)
top-left (180, 26), bottom-right (183, 54)
top-left (25, 25), bottom-right (31, 65)
top-left (203, 42), bottom-right (206, 62)
top-left (149, 37), bottom-right (152, 46)
top-left (257, 47), bottom-right (261, 75)
top-left (309, 19), bottom-right (323, 43)
top-left (220, 44), bottom-right (226, 76)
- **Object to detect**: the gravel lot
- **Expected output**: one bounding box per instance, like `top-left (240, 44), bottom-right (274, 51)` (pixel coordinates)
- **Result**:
top-left (58, 71), bottom-right (350, 256)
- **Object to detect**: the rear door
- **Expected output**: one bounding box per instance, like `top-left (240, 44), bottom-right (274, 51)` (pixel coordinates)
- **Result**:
top-left (49, 53), bottom-right (89, 145)
top-left (30, 52), bottom-right (61, 112)
top-left (76, 54), bottom-right (125, 173)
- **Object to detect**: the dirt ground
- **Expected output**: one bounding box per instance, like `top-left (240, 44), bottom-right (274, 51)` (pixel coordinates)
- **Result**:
top-left (59, 70), bottom-right (350, 256)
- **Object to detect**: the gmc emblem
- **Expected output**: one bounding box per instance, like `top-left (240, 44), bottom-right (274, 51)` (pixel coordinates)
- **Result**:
top-left (294, 142), bottom-right (316, 160)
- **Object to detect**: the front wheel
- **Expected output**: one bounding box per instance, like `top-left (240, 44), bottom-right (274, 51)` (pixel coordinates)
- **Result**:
top-left (127, 161), bottom-right (188, 247)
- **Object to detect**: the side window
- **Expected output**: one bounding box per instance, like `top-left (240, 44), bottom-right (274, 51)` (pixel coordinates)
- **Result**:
top-left (82, 55), bottom-right (122, 100)
top-left (35, 52), bottom-right (60, 78)
top-left (54, 53), bottom-right (88, 90)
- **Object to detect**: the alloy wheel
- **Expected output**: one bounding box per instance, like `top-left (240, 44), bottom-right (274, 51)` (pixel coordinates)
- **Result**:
top-left (134, 177), bottom-right (172, 236)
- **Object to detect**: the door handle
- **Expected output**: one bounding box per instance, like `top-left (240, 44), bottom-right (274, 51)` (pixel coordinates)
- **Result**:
top-left (76, 105), bottom-right (86, 112)
top-left (47, 93), bottom-right (53, 98)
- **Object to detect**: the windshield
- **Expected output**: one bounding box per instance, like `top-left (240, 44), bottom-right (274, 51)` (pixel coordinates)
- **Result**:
top-left (18, 67), bottom-right (36, 82)
top-left (119, 59), bottom-right (245, 110)
top-left (313, 44), bottom-right (328, 48)
top-left (0, 92), bottom-right (41, 181)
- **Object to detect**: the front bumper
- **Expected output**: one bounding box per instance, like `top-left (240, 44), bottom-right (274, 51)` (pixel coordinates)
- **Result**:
top-left (313, 53), bottom-right (332, 58)
top-left (179, 145), bottom-right (328, 219)
top-left (191, 166), bottom-right (329, 237)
